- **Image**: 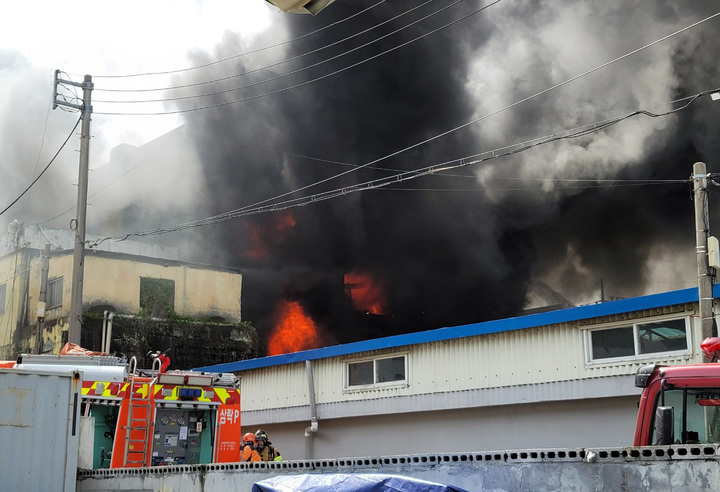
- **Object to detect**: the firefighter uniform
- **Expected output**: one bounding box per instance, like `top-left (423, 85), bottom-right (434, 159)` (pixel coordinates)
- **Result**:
top-left (258, 444), bottom-right (282, 462)
top-left (240, 433), bottom-right (262, 462)
top-left (255, 429), bottom-right (283, 461)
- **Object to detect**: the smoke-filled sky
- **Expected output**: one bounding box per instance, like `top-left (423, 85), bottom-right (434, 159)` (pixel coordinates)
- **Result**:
top-left (3, 1), bottom-right (720, 354)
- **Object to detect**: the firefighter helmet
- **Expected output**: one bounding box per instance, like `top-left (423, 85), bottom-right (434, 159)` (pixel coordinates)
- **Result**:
top-left (242, 433), bottom-right (256, 444)
top-left (255, 429), bottom-right (271, 444)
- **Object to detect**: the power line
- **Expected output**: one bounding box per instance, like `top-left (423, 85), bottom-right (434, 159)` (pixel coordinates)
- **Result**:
top-left (93, 8), bottom-right (719, 115)
top-left (198, 90), bottom-right (705, 221)
top-left (36, 150), bottom-right (162, 227)
top-left (92, 5), bottom-right (720, 225)
top-left (94, 0), bottom-right (432, 95)
top-left (94, 0), bottom-right (502, 115)
top-left (85, 87), bottom-right (712, 247)
top-left (19, 83), bottom-right (55, 224)
top-left (381, 181), bottom-right (687, 192)
top-left (0, 116), bottom-right (82, 217)
top-left (80, 0), bottom-right (387, 80)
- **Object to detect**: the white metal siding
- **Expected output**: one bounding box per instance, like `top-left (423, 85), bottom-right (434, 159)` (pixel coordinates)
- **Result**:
top-left (240, 307), bottom-right (702, 412)
top-left (242, 363), bottom-right (310, 410)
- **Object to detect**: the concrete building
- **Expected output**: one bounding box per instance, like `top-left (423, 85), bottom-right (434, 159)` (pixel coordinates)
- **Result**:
top-left (197, 286), bottom-right (718, 460)
top-left (0, 221), bottom-right (243, 359)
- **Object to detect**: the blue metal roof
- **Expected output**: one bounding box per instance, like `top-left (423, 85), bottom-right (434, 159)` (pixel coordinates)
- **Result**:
top-left (194, 285), bottom-right (719, 373)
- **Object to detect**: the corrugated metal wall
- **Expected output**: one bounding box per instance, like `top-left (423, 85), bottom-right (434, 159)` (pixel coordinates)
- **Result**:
top-left (240, 307), bottom-right (701, 412)
top-left (0, 369), bottom-right (81, 492)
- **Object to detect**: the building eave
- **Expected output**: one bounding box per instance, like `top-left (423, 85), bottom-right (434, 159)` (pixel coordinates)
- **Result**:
top-left (195, 286), bottom-right (716, 373)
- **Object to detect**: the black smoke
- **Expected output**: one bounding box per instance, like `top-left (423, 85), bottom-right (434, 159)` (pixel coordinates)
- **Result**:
top-left (173, 0), bottom-right (720, 352)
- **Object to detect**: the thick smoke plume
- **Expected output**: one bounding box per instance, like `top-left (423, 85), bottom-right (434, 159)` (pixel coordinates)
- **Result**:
top-left (171, 0), bottom-right (720, 352)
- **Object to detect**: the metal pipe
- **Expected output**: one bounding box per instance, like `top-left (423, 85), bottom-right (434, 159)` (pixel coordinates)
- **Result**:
top-left (305, 359), bottom-right (319, 439)
top-left (105, 313), bottom-right (115, 353)
top-left (102, 310), bottom-right (108, 353)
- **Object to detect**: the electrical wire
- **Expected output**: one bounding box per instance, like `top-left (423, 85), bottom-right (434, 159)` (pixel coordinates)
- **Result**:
top-left (37, 149), bottom-right (165, 226)
top-left (380, 181), bottom-right (686, 192)
top-left (80, 0), bottom-right (387, 80)
top-left (274, 149), bottom-right (473, 177)
top-left (195, 85), bottom-right (712, 226)
top-left (94, 0), bottom-right (503, 114)
top-left (94, 8), bottom-right (719, 115)
top-left (85, 86), bottom-right (712, 247)
top-left (0, 116), bottom-right (82, 218)
top-left (19, 85), bottom-right (54, 222)
top-left (94, 0), bottom-right (433, 95)
top-left (196, 91), bottom-right (701, 221)
top-left (0, 256), bottom-right (43, 284)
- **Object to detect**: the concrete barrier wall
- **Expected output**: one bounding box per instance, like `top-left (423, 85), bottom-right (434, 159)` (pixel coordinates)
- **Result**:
top-left (77, 445), bottom-right (720, 491)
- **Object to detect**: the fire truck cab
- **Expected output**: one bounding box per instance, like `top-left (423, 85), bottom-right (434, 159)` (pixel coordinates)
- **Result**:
top-left (633, 337), bottom-right (720, 446)
top-left (11, 353), bottom-right (242, 469)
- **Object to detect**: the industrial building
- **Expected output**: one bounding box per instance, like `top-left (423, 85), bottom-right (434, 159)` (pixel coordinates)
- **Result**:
top-left (197, 286), bottom-right (716, 460)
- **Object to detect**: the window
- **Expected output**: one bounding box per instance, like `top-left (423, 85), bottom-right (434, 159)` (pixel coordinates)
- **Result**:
top-left (139, 277), bottom-right (175, 317)
top-left (651, 388), bottom-right (720, 444)
top-left (47, 277), bottom-right (63, 309)
top-left (587, 317), bottom-right (690, 362)
top-left (346, 355), bottom-right (407, 389)
top-left (0, 282), bottom-right (6, 315)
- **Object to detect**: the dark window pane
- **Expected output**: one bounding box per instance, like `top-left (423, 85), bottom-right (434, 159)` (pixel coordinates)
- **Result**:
top-left (638, 319), bottom-right (688, 354)
top-left (376, 356), bottom-right (405, 383)
top-left (591, 326), bottom-right (634, 360)
top-left (348, 361), bottom-right (373, 386)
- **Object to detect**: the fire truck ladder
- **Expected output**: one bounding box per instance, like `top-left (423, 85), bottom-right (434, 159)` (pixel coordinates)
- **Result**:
top-left (122, 356), bottom-right (160, 467)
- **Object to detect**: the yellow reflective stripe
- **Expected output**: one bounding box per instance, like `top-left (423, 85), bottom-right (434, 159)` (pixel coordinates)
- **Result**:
top-left (132, 384), bottom-right (149, 398)
top-left (214, 388), bottom-right (229, 403)
top-left (81, 381), bottom-right (112, 397)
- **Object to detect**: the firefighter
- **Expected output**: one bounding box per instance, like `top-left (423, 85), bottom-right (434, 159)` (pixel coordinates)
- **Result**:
top-left (240, 432), bottom-right (261, 462)
top-left (255, 429), bottom-right (282, 461)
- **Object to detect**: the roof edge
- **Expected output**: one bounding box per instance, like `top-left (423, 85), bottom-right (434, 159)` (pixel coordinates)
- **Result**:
top-left (194, 286), bottom-right (713, 373)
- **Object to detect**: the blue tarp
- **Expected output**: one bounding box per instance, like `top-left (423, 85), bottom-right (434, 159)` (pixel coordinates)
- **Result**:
top-left (252, 473), bottom-right (469, 492)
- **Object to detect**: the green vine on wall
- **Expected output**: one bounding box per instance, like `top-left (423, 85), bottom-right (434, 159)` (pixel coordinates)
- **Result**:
top-left (82, 312), bottom-right (259, 370)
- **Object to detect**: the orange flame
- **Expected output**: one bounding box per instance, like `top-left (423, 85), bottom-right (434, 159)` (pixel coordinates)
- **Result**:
top-left (267, 300), bottom-right (321, 356)
top-left (247, 212), bottom-right (297, 260)
top-left (246, 222), bottom-right (266, 260)
top-left (344, 270), bottom-right (388, 315)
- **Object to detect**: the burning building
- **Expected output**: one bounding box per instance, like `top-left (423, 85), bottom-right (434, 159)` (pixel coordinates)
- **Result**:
top-left (169, 0), bottom-right (720, 355)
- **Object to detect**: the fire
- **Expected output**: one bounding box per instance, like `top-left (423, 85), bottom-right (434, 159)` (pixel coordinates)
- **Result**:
top-left (246, 212), bottom-right (297, 260)
top-left (344, 270), bottom-right (388, 315)
top-left (246, 222), bottom-right (266, 260)
top-left (267, 300), bottom-right (321, 355)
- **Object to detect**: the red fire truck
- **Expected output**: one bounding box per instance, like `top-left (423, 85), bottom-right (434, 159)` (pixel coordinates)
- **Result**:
top-left (633, 336), bottom-right (720, 446)
top-left (3, 349), bottom-right (242, 469)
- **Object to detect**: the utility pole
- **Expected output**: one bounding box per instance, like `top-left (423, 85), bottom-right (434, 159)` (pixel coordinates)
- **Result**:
top-left (34, 244), bottom-right (50, 354)
top-left (53, 71), bottom-right (93, 345)
top-left (693, 162), bottom-right (716, 341)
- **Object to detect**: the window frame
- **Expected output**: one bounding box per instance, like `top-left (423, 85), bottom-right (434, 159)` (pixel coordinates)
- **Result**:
top-left (584, 315), bottom-right (692, 364)
top-left (344, 353), bottom-right (408, 391)
top-left (47, 277), bottom-right (63, 309)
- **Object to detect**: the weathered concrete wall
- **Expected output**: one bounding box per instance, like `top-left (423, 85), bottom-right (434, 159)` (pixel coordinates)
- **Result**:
top-left (77, 445), bottom-right (720, 491)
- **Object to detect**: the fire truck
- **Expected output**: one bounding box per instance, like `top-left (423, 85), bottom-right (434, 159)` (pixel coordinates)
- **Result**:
top-left (2, 349), bottom-right (242, 469)
top-left (633, 336), bottom-right (720, 446)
